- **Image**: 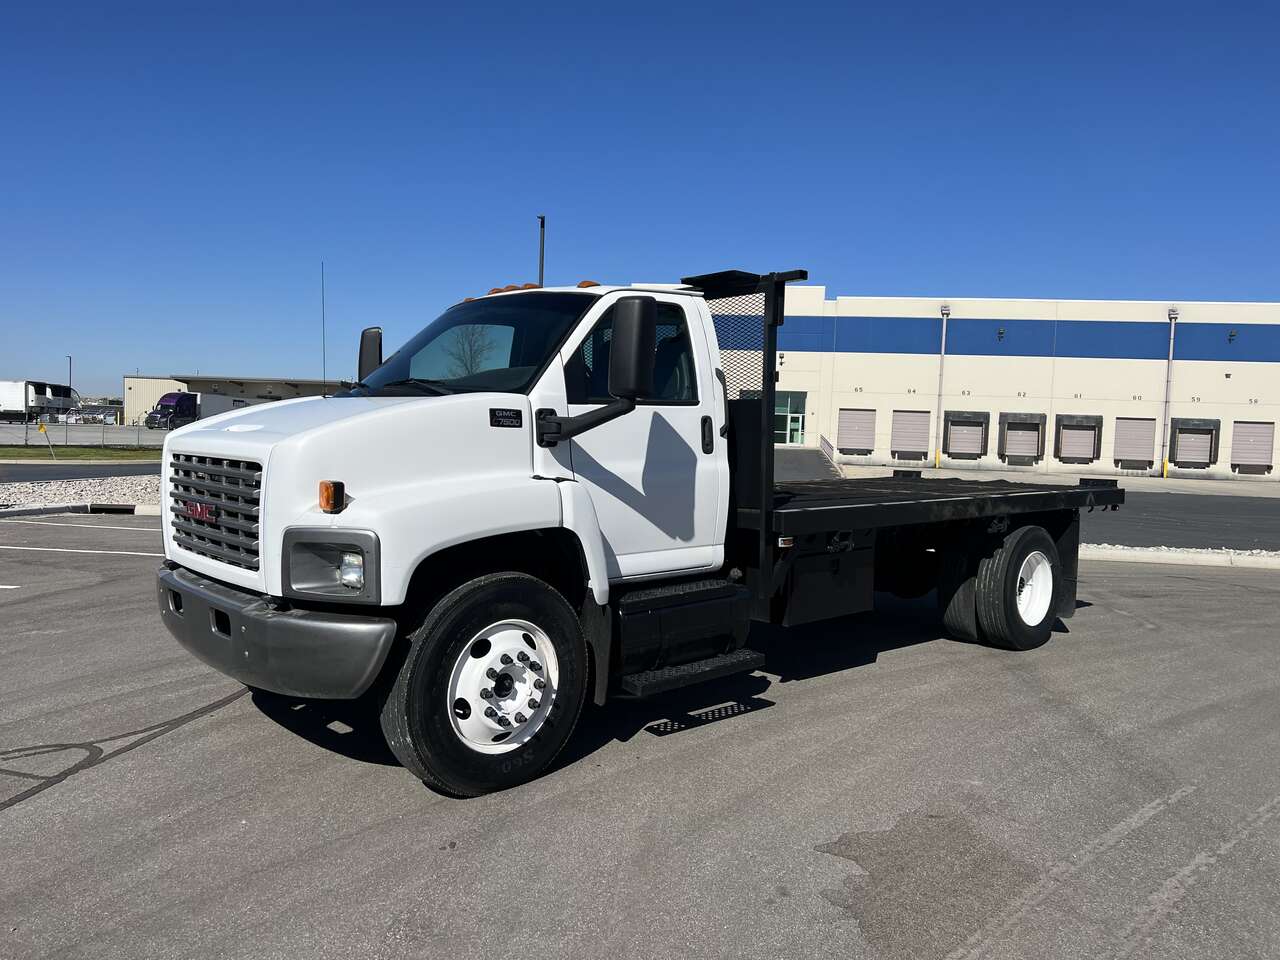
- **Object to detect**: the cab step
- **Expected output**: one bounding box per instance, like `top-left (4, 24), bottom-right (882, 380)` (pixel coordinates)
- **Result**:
top-left (619, 648), bottom-right (765, 698)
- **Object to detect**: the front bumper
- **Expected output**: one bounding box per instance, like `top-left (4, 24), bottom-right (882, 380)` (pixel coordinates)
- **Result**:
top-left (157, 564), bottom-right (398, 699)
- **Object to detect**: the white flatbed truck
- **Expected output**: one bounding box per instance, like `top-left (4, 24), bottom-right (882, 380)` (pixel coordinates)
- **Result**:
top-left (156, 269), bottom-right (1124, 796)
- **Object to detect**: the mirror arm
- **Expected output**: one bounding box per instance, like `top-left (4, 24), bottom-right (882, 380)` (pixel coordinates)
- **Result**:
top-left (535, 399), bottom-right (636, 448)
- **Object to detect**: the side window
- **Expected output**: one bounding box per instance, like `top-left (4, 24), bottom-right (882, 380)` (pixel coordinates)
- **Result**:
top-left (565, 302), bottom-right (698, 404)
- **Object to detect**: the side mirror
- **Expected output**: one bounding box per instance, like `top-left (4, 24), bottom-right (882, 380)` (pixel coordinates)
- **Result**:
top-left (607, 297), bottom-right (657, 400)
top-left (358, 327), bottom-right (383, 381)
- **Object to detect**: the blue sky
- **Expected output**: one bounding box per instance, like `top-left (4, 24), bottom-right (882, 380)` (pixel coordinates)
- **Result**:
top-left (2, 2), bottom-right (1278, 395)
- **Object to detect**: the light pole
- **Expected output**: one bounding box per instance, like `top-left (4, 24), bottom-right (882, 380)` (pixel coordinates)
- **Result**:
top-left (932, 305), bottom-right (950, 467)
top-left (537, 215), bottom-right (546, 286)
top-left (66, 354), bottom-right (72, 445)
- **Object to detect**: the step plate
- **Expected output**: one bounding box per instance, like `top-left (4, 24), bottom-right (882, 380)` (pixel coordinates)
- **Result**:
top-left (619, 648), bottom-right (765, 699)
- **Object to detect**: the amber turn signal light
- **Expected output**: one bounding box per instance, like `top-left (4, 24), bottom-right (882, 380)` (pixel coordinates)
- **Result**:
top-left (319, 480), bottom-right (345, 514)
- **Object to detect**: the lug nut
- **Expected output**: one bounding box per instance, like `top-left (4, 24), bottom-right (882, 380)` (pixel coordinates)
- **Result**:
top-left (486, 667), bottom-right (499, 680)
top-left (496, 715), bottom-right (512, 728)
top-left (529, 661), bottom-right (542, 672)
top-left (514, 712), bottom-right (528, 724)
top-left (484, 706), bottom-right (497, 719)
top-left (500, 653), bottom-right (513, 665)
top-left (533, 678), bottom-right (546, 690)
top-left (480, 688), bottom-right (492, 700)
top-left (517, 650), bottom-right (529, 662)
top-left (528, 698), bottom-right (540, 709)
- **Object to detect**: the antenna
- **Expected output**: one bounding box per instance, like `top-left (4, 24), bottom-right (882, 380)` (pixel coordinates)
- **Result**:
top-left (320, 261), bottom-right (328, 394)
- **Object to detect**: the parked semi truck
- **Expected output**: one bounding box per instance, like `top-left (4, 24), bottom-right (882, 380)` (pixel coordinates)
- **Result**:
top-left (156, 269), bottom-right (1124, 796)
top-left (144, 391), bottom-right (258, 429)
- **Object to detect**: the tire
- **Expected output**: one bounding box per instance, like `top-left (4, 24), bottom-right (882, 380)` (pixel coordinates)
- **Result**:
top-left (379, 572), bottom-right (588, 797)
top-left (974, 525), bottom-right (1061, 651)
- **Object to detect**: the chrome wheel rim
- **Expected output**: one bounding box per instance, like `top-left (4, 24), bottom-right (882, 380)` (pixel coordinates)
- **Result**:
top-left (1015, 550), bottom-right (1053, 626)
top-left (446, 619), bottom-right (559, 755)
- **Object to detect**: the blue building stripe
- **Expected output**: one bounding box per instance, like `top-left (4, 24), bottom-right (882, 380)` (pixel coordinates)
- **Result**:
top-left (831, 316), bottom-right (942, 355)
top-left (1174, 323), bottom-right (1280, 362)
top-left (947, 319), bottom-right (1055, 357)
top-left (1053, 320), bottom-right (1170, 360)
top-left (757, 315), bottom-right (1280, 362)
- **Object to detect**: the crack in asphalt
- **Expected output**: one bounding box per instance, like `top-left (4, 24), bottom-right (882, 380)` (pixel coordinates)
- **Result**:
top-left (0, 688), bottom-right (247, 812)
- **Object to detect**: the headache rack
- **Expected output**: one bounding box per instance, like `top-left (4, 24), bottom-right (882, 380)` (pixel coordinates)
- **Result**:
top-left (679, 268), bottom-right (807, 601)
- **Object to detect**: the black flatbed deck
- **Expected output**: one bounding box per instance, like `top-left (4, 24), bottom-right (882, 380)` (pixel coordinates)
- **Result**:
top-left (739, 477), bottom-right (1126, 535)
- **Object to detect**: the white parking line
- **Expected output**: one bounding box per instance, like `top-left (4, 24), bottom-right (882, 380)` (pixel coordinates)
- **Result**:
top-left (0, 545), bottom-right (162, 558)
top-left (0, 519), bottom-right (161, 532)
top-left (0, 585), bottom-right (19, 590)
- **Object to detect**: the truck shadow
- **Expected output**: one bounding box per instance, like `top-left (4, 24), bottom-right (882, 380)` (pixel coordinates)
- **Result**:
top-left (249, 690), bottom-right (399, 767)
top-left (555, 593), bottom-right (944, 769)
top-left (245, 594), bottom-right (978, 780)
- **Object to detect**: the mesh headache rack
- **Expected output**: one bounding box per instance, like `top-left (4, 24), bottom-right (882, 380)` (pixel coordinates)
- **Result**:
top-left (680, 269), bottom-right (807, 600)
top-left (169, 453), bottom-right (263, 571)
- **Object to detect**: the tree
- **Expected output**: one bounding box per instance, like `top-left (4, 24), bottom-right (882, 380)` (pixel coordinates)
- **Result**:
top-left (444, 325), bottom-right (495, 378)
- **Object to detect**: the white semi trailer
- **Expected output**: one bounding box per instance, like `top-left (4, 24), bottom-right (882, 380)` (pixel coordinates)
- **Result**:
top-left (0, 380), bottom-right (81, 422)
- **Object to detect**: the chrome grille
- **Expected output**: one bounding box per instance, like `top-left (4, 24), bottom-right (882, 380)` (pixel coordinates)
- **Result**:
top-left (169, 454), bottom-right (262, 571)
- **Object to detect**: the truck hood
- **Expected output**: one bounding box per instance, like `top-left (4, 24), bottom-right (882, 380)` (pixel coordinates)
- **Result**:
top-left (162, 392), bottom-right (540, 594)
top-left (166, 394), bottom-right (419, 455)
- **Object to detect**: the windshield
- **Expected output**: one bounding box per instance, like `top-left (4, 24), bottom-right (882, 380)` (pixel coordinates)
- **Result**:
top-left (355, 292), bottom-right (599, 396)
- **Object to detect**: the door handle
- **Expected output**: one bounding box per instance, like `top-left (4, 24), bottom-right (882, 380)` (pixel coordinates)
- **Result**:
top-left (701, 416), bottom-right (714, 454)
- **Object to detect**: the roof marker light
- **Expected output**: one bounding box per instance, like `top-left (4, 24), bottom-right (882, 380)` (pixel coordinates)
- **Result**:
top-left (577, 280), bottom-right (600, 288)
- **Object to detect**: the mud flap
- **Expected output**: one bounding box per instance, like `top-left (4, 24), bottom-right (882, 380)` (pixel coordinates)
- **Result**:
top-left (938, 547), bottom-right (980, 643)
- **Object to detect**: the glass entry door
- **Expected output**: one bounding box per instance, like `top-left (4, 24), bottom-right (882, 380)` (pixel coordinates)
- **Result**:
top-left (774, 391), bottom-right (807, 444)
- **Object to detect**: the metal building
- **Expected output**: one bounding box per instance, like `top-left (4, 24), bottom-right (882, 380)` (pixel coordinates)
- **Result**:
top-left (123, 374), bottom-right (342, 425)
top-left (770, 287), bottom-right (1280, 482)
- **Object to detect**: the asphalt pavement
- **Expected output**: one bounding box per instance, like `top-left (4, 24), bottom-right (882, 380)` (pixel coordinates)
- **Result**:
top-left (0, 461), bottom-right (161, 482)
top-left (1081, 491), bottom-right (1280, 551)
top-left (2, 516), bottom-right (1278, 959)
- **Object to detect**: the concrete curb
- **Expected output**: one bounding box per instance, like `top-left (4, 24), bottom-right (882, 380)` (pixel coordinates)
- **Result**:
top-left (1081, 544), bottom-right (1280, 570)
top-left (0, 503), bottom-right (159, 519)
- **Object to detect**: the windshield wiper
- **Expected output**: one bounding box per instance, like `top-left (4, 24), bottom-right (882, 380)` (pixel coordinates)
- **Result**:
top-left (376, 377), bottom-right (454, 395)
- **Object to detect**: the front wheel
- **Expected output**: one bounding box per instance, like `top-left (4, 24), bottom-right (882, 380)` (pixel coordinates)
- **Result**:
top-left (380, 572), bottom-right (588, 797)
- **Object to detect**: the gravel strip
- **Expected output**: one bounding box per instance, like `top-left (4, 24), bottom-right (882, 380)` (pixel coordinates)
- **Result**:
top-left (0, 475), bottom-right (161, 508)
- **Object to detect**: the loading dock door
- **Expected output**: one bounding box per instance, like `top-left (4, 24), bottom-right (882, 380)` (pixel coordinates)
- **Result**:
top-left (1232, 421), bottom-right (1274, 467)
top-left (947, 422), bottom-right (984, 456)
top-left (1059, 424), bottom-right (1098, 461)
top-left (890, 410), bottom-right (930, 458)
top-left (837, 408), bottom-right (876, 452)
top-left (1175, 428), bottom-right (1213, 465)
top-left (1114, 417), bottom-right (1156, 463)
top-left (1004, 422), bottom-right (1040, 458)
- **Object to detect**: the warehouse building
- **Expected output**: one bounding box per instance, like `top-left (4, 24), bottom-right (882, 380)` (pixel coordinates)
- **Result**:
top-left (766, 287), bottom-right (1280, 482)
top-left (123, 374), bottom-right (342, 425)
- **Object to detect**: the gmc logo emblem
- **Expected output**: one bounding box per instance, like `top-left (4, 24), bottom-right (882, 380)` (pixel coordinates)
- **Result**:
top-left (184, 501), bottom-right (217, 522)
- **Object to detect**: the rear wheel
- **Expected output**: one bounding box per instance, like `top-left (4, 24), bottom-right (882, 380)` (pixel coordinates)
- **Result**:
top-left (380, 572), bottom-right (587, 797)
top-left (974, 525), bottom-right (1061, 650)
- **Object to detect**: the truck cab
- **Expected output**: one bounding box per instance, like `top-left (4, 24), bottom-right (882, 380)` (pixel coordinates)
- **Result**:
top-left (156, 270), bottom-right (1122, 796)
top-left (146, 391), bottom-right (199, 430)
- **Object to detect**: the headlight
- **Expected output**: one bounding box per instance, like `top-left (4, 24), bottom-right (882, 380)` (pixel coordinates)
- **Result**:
top-left (339, 551), bottom-right (364, 590)
top-left (282, 529), bottom-right (380, 604)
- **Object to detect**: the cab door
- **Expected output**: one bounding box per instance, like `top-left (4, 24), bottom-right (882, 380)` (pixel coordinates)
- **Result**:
top-left (558, 294), bottom-right (722, 580)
